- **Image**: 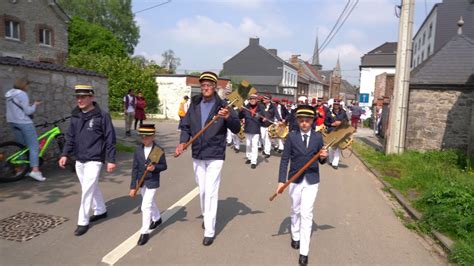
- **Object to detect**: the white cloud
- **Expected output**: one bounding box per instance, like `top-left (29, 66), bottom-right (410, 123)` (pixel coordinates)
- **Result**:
top-left (208, 0), bottom-right (270, 9)
top-left (167, 15), bottom-right (291, 47)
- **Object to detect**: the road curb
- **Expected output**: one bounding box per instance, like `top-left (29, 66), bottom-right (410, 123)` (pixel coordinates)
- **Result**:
top-left (351, 148), bottom-right (454, 252)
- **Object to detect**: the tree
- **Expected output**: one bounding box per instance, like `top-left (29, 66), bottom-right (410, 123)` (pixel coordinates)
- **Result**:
top-left (189, 71), bottom-right (201, 76)
top-left (68, 16), bottom-right (127, 58)
top-left (68, 53), bottom-right (160, 113)
top-left (161, 49), bottom-right (181, 74)
top-left (58, 0), bottom-right (139, 54)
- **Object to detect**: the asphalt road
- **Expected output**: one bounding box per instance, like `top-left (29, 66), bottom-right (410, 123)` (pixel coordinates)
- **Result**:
top-left (0, 120), bottom-right (446, 265)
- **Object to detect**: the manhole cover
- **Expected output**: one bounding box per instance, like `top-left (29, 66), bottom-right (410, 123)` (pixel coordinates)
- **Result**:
top-left (0, 211), bottom-right (69, 242)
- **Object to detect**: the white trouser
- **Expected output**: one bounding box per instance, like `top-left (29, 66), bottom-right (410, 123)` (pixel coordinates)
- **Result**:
top-left (232, 133), bottom-right (240, 149)
top-left (245, 133), bottom-right (259, 164)
top-left (329, 147), bottom-right (341, 166)
top-left (193, 159), bottom-right (224, 238)
top-left (260, 126), bottom-right (271, 155)
top-left (226, 129), bottom-right (233, 144)
top-left (140, 186), bottom-right (161, 234)
top-left (289, 178), bottom-right (319, 256)
top-left (277, 138), bottom-right (284, 150)
top-left (75, 161), bottom-right (106, 226)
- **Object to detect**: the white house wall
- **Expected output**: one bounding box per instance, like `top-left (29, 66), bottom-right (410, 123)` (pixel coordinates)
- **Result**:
top-left (359, 67), bottom-right (395, 107)
top-left (412, 8), bottom-right (437, 69)
top-left (156, 76), bottom-right (191, 121)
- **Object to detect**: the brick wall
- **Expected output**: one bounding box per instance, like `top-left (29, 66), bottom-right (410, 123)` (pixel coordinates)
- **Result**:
top-left (0, 0), bottom-right (68, 64)
top-left (406, 86), bottom-right (474, 156)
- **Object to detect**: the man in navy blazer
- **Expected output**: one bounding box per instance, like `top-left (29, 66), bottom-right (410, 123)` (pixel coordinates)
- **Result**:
top-left (175, 71), bottom-right (240, 246)
top-left (276, 105), bottom-right (328, 266)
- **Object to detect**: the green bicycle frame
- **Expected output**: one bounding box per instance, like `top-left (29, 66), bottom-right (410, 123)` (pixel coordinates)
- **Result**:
top-left (7, 126), bottom-right (63, 165)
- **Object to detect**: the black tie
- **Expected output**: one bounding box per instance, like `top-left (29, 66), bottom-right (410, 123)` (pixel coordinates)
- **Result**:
top-left (303, 134), bottom-right (308, 149)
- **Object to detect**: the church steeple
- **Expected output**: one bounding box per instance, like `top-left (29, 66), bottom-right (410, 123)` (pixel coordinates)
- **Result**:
top-left (311, 30), bottom-right (322, 70)
top-left (333, 55), bottom-right (341, 77)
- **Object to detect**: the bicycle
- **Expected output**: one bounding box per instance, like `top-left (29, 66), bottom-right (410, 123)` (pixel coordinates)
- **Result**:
top-left (0, 116), bottom-right (75, 182)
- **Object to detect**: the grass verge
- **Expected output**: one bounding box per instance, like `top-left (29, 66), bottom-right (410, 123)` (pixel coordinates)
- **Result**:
top-left (353, 141), bottom-right (474, 265)
top-left (116, 142), bottom-right (135, 153)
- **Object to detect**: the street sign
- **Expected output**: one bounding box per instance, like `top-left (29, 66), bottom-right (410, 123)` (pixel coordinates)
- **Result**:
top-left (359, 93), bottom-right (369, 103)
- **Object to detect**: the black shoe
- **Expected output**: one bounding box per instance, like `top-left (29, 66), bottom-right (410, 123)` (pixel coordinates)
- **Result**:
top-left (137, 234), bottom-right (149, 246)
top-left (291, 239), bottom-right (300, 249)
top-left (126, 131), bottom-right (131, 137)
top-left (245, 159), bottom-right (251, 164)
top-left (298, 255), bottom-right (308, 265)
top-left (251, 164), bottom-right (256, 169)
top-left (202, 237), bottom-right (214, 246)
top-left (89, 212), bottom-right (107, 222)
top-left (149, 218), bottom-right (162, 230)
top-left (74, 225), bottom-right (89, 236)
top-left (277, 149), bottom-right (283, 153)
top-left (234, 147), bottom-right (239, 153)
top-left (332, 165), bottom-right (338, 170)
top-left (227, 143), bottom-right (232, 147)
top-left (264, 153), bottom-right (270, 158)
top-left (258, 147), bottom-right (262, 152)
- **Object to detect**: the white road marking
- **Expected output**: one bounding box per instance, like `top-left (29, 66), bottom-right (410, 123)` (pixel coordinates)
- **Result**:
top-left (101, 187), bottom-right (200, 265)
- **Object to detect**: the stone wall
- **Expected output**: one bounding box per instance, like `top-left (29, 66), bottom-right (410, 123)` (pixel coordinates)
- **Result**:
top-left (0, 0), bottom-right (68, 64)
top-left (0, 65), bottom-right (108, 145)
top-left (406, 86), bottom-right (474, 155)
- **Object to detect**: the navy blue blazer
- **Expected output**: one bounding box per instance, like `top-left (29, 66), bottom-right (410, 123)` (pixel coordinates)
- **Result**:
top-left (130, 143), bottom-right (167, 189)
top-left (324, 109), bottom-right (348, 133)
top-left (239, 103), bottom-right (263, 134)
top-left (274, 103), bottom-right (289, 121)
top-left (180, 93), bottom-right (241, 160)
top-left (260, 103), bottom-right (275, 127)
top-left (278, 130), bottom-right (326, 185)
top-left (287, 109), bottom-right (299, 132)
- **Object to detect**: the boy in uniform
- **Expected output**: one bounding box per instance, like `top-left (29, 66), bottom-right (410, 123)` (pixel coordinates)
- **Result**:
top-left (276, 105), bottom-right (328, 265)
top-left (129, 124), bottom-right (167, 246)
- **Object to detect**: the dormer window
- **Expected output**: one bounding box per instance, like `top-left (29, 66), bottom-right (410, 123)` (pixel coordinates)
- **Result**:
top-left (5, 20), bottom-right (20, 40)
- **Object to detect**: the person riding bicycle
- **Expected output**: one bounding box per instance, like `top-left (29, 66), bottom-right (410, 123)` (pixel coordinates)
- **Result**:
top-left (59, 84), bottom-right (117, 236)
top-left (5, 77), bottom-right (44, 181)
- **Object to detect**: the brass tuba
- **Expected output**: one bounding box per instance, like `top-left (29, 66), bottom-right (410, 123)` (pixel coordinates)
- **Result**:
top-left (237, 122), bottom-right (245, 141)
top-left (268, 123), bottom-right (289, 139)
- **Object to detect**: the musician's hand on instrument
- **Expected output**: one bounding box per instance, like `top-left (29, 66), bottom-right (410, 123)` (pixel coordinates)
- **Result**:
top-left (218, 107), bottom-right (230, 119)
top-left (129, 189), bottom-right (137, 198)
top-left (58, 156), bottom-right (67, 169)
top-left (175, 143), bottom-right (186, 155)
top-left (276, 182), bottom-right (285, 194)
top-left (146, 164), bottom-right (155, 171)
top-left (332, 121), bottom-right (341, 127)
top-left (107, 163), bottom-right (116, 172)
top-left (320, 148), bottom-right (328, 158)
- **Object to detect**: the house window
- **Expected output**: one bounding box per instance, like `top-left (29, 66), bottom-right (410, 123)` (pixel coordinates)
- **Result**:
top-left (421, 51), bottom-right (424, 61)
top-left (39, 28), bottom-right (52, 46)
top-left (427, 45), bottom-right (431, 56)
top-left (422, 32), bottom-right (426, 45)
top-left (414, 43), bottom-right (417, 53)
top-left (428, 22), bottom-right (433, 38)
top-left (4, 20), bottom-right (20, 40)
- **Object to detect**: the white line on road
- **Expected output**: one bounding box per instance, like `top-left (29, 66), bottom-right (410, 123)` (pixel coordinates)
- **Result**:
top-left (101, 187), bottom-right (200, 266)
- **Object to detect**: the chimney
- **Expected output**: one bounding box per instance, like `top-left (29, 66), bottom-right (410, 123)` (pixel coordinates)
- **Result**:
top-left (249, 38), bottom-right (259, 46)
top-left (268, 49), bottom-right (277, 56)
top-left (290, 54), bottom-right (300, 64)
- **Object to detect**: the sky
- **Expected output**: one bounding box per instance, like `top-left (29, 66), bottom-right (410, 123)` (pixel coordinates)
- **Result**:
top-left (132, 0), bottom-right (440, 85)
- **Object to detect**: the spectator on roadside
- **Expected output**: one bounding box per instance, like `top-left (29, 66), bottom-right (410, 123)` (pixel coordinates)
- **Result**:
top-left (5, 77), bottom-right (44, 181)
top-left (123, 89), bottom-right (135, 136)
top-left (134, 91), bottom-right (147, 131)
top-left (177, 95), bottom-right (190, 130)
top-left (350, 101), bottom-right (363, 131)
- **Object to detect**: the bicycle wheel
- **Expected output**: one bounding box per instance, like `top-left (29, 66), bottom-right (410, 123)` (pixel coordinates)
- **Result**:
top-left (0, 141), bottom-right (30, 182)
top-left (56, 134), bottom-right (76, 173)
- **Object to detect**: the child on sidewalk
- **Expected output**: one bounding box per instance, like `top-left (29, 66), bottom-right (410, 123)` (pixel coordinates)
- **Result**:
top-left (129, 124), bottom-right (167, 246)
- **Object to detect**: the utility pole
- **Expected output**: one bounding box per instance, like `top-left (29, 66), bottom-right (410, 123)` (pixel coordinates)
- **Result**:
top-left (386, 0), bottom-right (415, 154)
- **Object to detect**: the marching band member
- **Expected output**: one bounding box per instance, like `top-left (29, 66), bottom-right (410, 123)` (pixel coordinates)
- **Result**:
top-left (129, 124), bottom-right (167, 246)
top-left (175, 71), bottom-right (240, 246)
top-left (239, 94), bottom-right (263, 169)
top-left (260, 94), bottom-right (275, 158)
top-left (314, 97), bottom-right (327, 130)
top-left (324, 99), bottom-right (348, 169)
top-left (59, 85), bottom-right (116, 236)
top-left (276, 105), bottom-right (327, 266)
top-left (273, 98), bottom-right (289, 153)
